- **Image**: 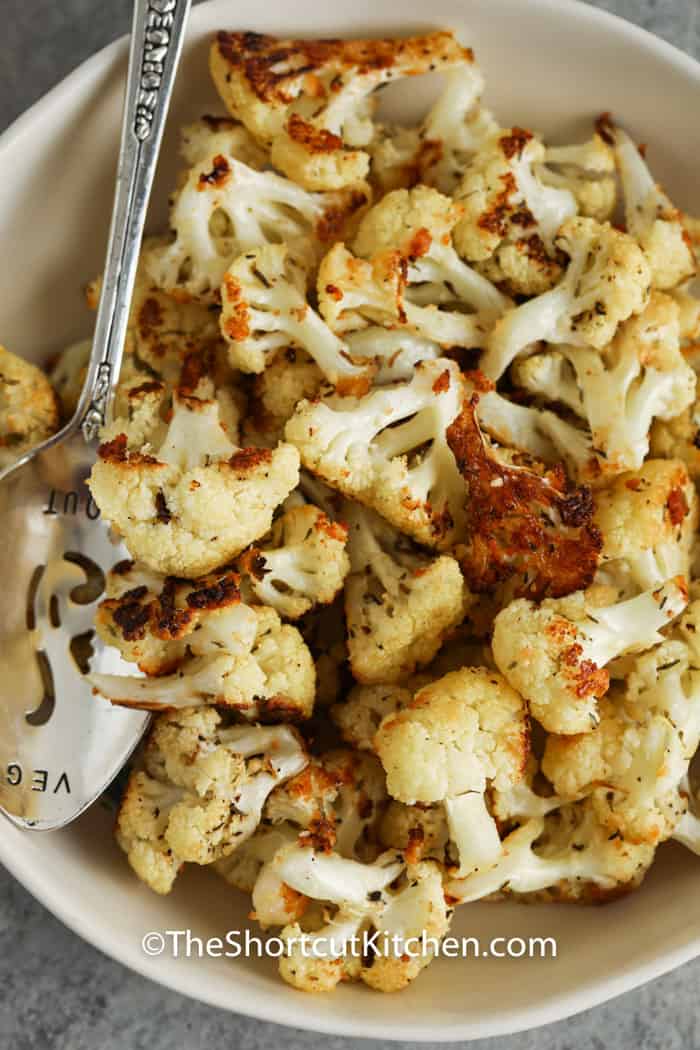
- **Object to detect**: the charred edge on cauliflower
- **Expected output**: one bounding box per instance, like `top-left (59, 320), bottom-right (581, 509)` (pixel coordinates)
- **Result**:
top-left (445, 392), bottom-right (602, 599)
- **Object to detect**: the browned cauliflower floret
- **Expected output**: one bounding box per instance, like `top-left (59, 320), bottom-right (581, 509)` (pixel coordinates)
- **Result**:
top-left (482, 217), bottom-right (651, 379)
top-left (446, 797), bottom-right (655, 904)
top-left (238, 503), bottom-right (350, 620)
top-left (144, 143), bottom-right (369, 302)
top-left (445, 390), bottom-right (602, 602)
top-left (374, 667), bottom-right (528, 877)
top-left (88, 354), bottom-right (299, 577)
top-left (90, 562), bottom-right (315, 719)
top-left (220, 243), bottom-right (373, 393)
top-left (342, 501), bottom-right (466, 683)
top-left (651, 403), bottom-right (700, 482)
top-left (116, 707), bottom-right (307, 893)
top-left (491, 578), bottom-right (688, 734)
top-left (209, 29), bottom-right (471, 190)
top-left (594, 459), bottom-right (697, 593)
top-left (543, 603), bottom-right (700, 846)
top-left (317, 186), bottom-right (511, 367)
top-left (264, 845), bottom-right (450, 993)
top-left (284, 358), bottom-right (467, 549)
top-left (377, 801), bottom-right (449, 864)
top-left (452, 127), bottom-right (577, 296)
top-left (0, 345), bottom-right (59, 467)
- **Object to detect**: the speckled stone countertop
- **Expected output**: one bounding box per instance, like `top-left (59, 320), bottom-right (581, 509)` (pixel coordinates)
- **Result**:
top-left (1, 1), bottom-right (699, 1047)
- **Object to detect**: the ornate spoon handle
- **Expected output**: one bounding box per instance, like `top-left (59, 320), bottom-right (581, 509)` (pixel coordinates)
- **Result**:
top-left (79, 0), bottom-right (191, 442)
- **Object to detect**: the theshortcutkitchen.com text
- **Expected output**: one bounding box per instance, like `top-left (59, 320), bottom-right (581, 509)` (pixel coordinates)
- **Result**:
top-left (142, 928), bottom-right (557, 961)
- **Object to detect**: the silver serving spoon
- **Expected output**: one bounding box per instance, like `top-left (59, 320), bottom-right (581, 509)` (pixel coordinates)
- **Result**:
top-left (0, 0), bottom-right (191, 830)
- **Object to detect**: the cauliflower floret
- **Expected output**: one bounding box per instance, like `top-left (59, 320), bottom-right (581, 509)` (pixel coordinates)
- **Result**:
top-left (88, 355), bottom-right (299, 577)
top-left (243, 348), bottom-right (324, 447)
top-left (0, 345), bottom-right (59, 468)
top-left (481, 217), bottom-right (651, 379)
top-left (264, 749), bottom-right (388, 864)
top-left (249, 750), bottom-right (389, 930)
top-left (333, 682), bottom-right (413, 752)
top-left (539, 133), bottom-right (617, 222)
top-left (452, 127), bottom-right (577, 296)
top-left (284, 358), bottom-right (466, 548)
top-left (220, 244), bottom-right (373, 392)
top-left (594, 459), bottom-right (697, 593)
top-left (49, 338), bottom-right (91, 420)
top-left (238, 504), bottom-right (349, 619)
top-left (179, 115), bottom-right (269, 169)
top-left (318, 187), bottom-right (511, 360)
top-left (544, 599), bottom-right (700, 844)
top-left (144, 150), bottom-right (369, 302)
top-left (542, 672), bottom-right (695, 846)
top-left (209, 29), bottom-right (471, 191)
top-left (369, 60), bottom-right (499, 195)
top-left (90, 597), bottom-right (315, 720)
top-left (603, 117), bottom-right (696, 290)
top-left (374, 667), bottom-right (528, 876)
top-left (116, 707), bottom-right (307, 892)
top-left (94, 561), bottom-right (257, 674)
top-left (341, 501), bottom-right (466, 683)
top-left (445, 391), bottom-right (603, 601)
top-left (513, 292), bottom-right (696, 475)
top-left (446, 798), bottom-right (654, 904)
top-left (264, 845), bottom-right (449, 993)
top-left (492, 578), bottom-right (688, 734)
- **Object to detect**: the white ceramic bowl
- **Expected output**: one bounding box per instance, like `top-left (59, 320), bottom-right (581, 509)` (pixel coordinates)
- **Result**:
top-left (2, 0), bottom-right (700, 1039)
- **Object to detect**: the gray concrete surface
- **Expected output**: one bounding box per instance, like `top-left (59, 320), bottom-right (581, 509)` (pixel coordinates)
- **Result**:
top-left (1, 0), bottom-right (699, 1046)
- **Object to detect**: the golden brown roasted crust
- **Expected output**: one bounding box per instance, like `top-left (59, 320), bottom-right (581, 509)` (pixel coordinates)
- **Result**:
top-left (211, 30), bottom-right (473, 107)
top-left (446, 388), bottom-right (602, 600)
top-left (98, 568), bottom-right (242, 651)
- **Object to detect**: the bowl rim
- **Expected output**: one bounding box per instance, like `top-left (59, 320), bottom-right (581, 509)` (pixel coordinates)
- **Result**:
top-left (2, 0), bottom-right (700, 1038)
